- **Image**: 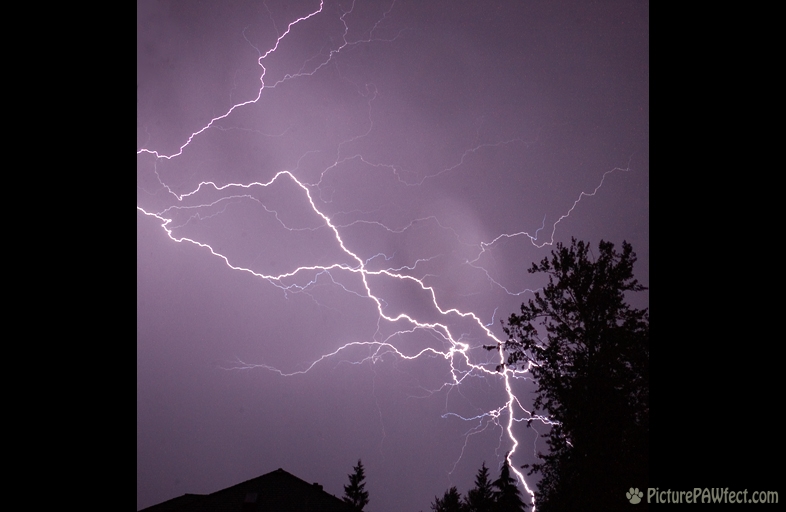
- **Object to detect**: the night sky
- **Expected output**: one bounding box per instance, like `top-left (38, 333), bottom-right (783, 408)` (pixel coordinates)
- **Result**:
top-left (137, 1), bottom-right (648, 510)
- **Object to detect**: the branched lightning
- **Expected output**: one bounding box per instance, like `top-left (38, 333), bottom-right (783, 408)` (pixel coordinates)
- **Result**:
top-left (138, 2), bottom-right (635, 509)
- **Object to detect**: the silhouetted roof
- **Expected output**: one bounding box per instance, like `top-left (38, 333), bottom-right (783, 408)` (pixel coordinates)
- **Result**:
top-left (140, 468), bottom-right (355, 512)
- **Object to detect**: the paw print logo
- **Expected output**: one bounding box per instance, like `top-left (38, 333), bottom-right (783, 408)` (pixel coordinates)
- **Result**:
top-left (626, 487), bottom-right (643, 504)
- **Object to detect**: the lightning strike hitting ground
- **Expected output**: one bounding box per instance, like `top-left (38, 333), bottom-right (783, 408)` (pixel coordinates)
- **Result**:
top-left (138, 2), bottom-right (647, 510)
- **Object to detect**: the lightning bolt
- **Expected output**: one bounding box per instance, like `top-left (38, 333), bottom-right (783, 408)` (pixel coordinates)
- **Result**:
top-left (137, 2), bottom-right (638, 509)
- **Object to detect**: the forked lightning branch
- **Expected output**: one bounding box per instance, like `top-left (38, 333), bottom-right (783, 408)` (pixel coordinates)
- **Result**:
top-left (137, 2), bottom-right (635, 510)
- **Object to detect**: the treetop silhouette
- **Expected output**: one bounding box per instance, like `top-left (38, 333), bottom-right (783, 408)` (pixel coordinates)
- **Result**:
top-left (343, 459), bottom-right (369, 511)
top-left (495, 238), bottom-right (649, 511)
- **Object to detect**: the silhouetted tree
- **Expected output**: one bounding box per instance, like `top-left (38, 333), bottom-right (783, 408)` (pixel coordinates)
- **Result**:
top-left (431, 486), bottom-right (466, 512)
top-left (494, 239), bottom-right (649, 511)
top-left (492, 456), bottom-right (528, 511)
top-left (464, 462), bottom-right (495, 512)
top-left (343, 459), bottom-right (369, 511)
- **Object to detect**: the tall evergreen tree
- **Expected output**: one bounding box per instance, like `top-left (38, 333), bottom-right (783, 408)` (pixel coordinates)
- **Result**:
top-left (496, 239), bottom-right (649, 511)
top-left (492, 456), bottom-right (528, 511)
top-left (464, 462), bottom-right (495, 512)
top-left (343, 459), bottom-right (369, 511)
top-left (431, 486), bottom-right (466, 512)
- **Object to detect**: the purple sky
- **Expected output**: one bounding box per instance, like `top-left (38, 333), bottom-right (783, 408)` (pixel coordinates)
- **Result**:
top-left (137, 1), bottom-right (648, 510)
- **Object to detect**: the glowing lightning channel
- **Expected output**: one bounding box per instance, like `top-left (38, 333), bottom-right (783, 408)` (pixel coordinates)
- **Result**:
top-left (137, 3), bottom-right (634, 510)
top-left (139, 2), bottom-right (325, 161)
